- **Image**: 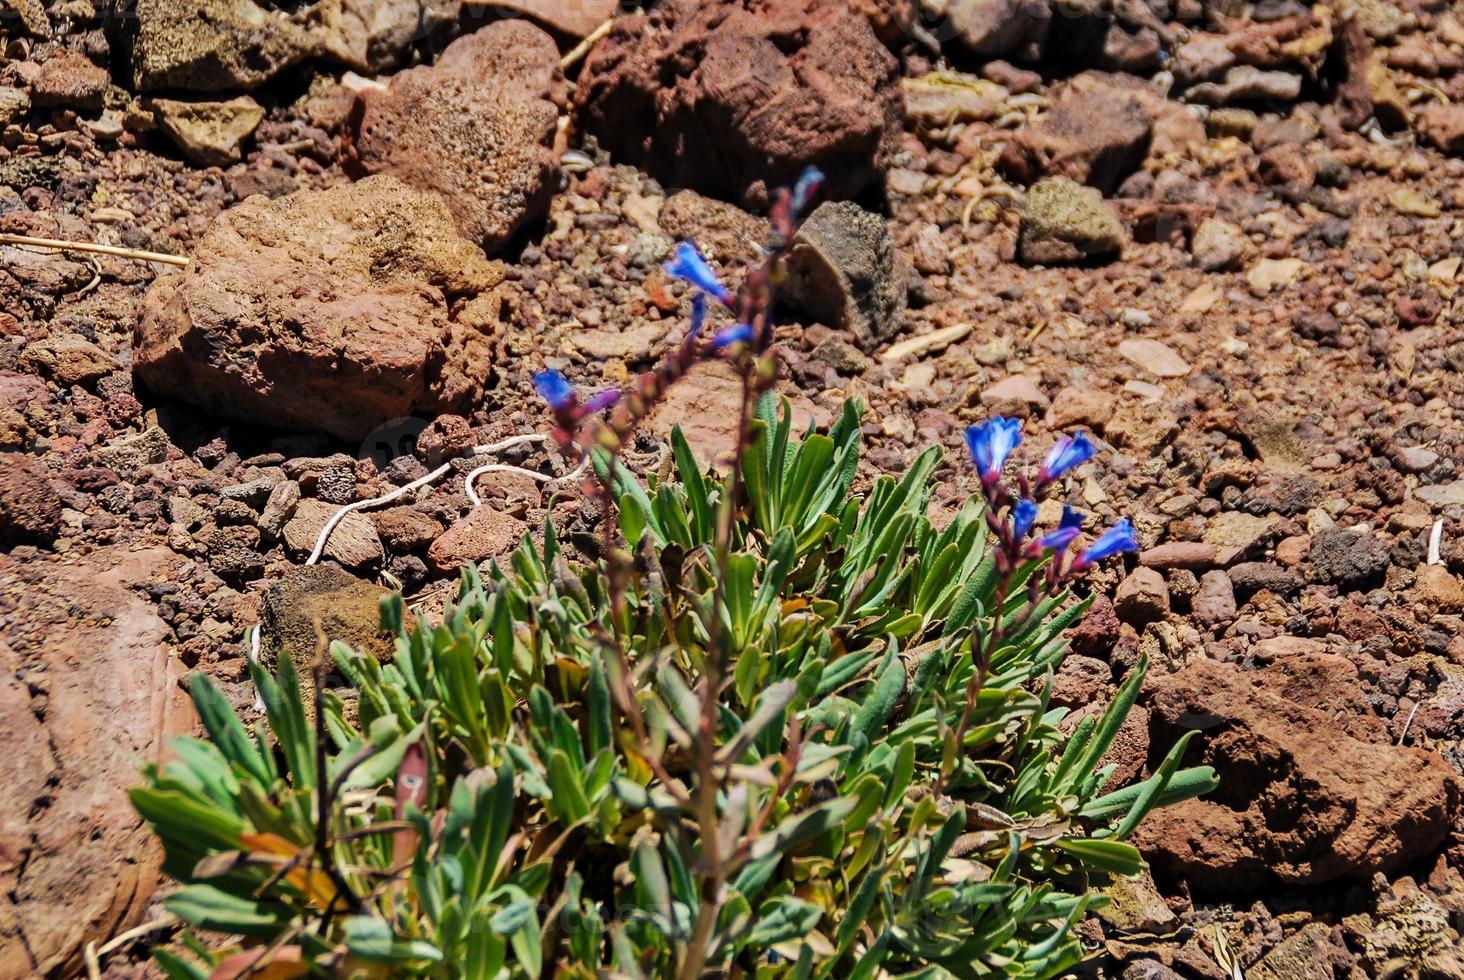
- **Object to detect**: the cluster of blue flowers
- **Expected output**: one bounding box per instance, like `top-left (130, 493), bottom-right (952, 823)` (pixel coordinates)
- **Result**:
top-left (963, 416), bottom-right (1137, 575)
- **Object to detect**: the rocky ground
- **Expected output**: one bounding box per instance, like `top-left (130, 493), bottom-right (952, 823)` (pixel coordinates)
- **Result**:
top-left (3, 0), bottom-right (1464, 976)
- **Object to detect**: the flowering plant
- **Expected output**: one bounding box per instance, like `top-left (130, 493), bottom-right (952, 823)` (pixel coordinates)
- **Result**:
top-left (131, 172), bottom-right (1214, 978)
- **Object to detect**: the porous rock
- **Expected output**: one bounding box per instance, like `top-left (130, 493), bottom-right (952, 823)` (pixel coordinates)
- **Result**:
top-left (134, 175), bottom-right (504, 440)
top-left (0, 453), bottom-right (62, 547)
top-left (127, 0), bottom-right (314, 93)
top-left (779, 200), bottom-right (907, 350)
top-left (0, 549), bottom-right (194, 977)
top-left (574, 0), bottom-right (902, 208)
top-left (1133, 658), bottom-right (1459, 892)
top-left (1018, 176), bottom-right (1125, 265)
top-left (150, 96), bottom-right (265, 167)
top-left (258, 562), bottom-right (395, 669)
top-left (346, 19), bottom-right (566, 252)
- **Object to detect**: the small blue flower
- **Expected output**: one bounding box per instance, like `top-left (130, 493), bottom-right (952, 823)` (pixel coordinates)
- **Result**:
top-left (533, 369), bottom-right (575, 411)
top-left (687, 293), bottom-right (708, 340)
top-left (1011, 498), bottom-right (1038, 540)
top-left (964, 417), bottom-right (1023, 484)
top-left (1039, 432), bottom-right (1097, 484)
top-left (665, 242), bottom-right (732, 305)
top-left (1074, 518), bottom-right (1138, 569)
top-left (792, 167), bottom-right (825, 216)
top-left (1032, 505), bottom-right (1086, 556)
top-left (710, 323), bottom-right (755, 351)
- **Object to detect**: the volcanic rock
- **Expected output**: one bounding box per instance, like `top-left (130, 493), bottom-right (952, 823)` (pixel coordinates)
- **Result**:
top-left (347, 19), bottom-right (566, 252)
top-left (1134, 658), bottom-right (1459, 892)
top-left (574, 0), bottom-right (902, 208)
top-left (134, 176), bottom-right (504, 440)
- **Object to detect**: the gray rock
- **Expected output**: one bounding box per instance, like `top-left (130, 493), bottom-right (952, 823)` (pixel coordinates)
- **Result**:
top-left (92, 427), bottom-right (170, 480)
top-left (781, 200), bottom-right (907, 350)
top-left (1311, 526), bottom-right (1390, 591)
top-left (1018, 176), bottom-right (1125, 265)
top-left (258, 480), bottom-right (300, 540)
top-left (128, 0), bottom-right (314, 93)
top-left (1190, 218), bottom-right (1250, 272)
top-left (0, 86), bottom-right (30, 125)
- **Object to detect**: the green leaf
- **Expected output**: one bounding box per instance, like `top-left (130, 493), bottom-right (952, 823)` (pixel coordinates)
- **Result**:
top-left (1053, 837), bottom-right (1144, 876)
top-left (163, 885), bottom-right (289, 938)
top-left (746, 896), bottom-right (822, 946)
top-left (344, 915), bottom-right (444, 962)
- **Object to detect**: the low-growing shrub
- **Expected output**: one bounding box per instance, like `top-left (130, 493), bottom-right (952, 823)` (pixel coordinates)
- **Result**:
top-left (132, 170), bottom-right (1214, 978)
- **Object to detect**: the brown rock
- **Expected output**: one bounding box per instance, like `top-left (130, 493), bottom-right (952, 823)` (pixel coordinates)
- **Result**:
top-left (282, 499), bottom-right (385, 569)
top-left (1415, 564), bottom-right (1464, 613)
top-left (1139, 542), bottom-right (1218, 570)
top-left (1114, 566), bottom-right (1169, 625)
top-left (1134, 658), bottom-right (1460, 892)
top-left (304, 0), bottom-right (461, 73)
top-left (0, 453), bottom-right (62, 547)
top-left (347, 20), bottom-right (566, 252)
top-left (1001, 81), bottom-right (1153, 194)
top-left (933, 0), bottom-right (1051, 59)
top-left (1416, 103), bottom-right (1464, 155)
top-left (29, 48), bottom-right (109, 112)
top-left (1048, 386), bottom-right (1115, 431)
top-left (18, 334), bottom-right (118, 385)
top-left (150, 95), bottom-right (265, 166)
top-left (1051, 654), bottom-right (1110, 708)
top-left (1017, 176), bottom-right (1125, 265)
top-left (258, 563), bottom-right (394, 668)
top-left (644, 360), bottom-right (824, 465)
top-left (0, 549), bottom-right (195, 977)
top-left (481, 0), bottom-right (619, 36)
top-left (128, 0), bottom-right (314, 93)
top-left (1192, 570), bottom-right (1236, 629)
top-left (373, 506), bottom-right (445, 551)
top-left (428, 507), bottom-right (528, 573)
top-left (135, 175), bottom-right (504, 440)
top-left (574, 0), bottom-right (902, 207)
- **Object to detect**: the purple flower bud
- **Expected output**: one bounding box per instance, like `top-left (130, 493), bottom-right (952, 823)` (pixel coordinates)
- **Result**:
top-left (533, 370), bottom-right (575, 411)
top-left (1029, 505), bottom-right (1086, 557)
top-left (1038, 432), bottom-right (1097, 484)
top-left (665, 242), bottom-right (732, 306)
top-left (964, 417), bottom-right (1023, 485)
top-left (1012, 498), bottom-right (1038, 540)
top-left (710, 323), bottom-right (755, 351)
top-left (580, 389), bottom-right (622, 413)
top-left (1073, 518), bottom-right (1138, 570)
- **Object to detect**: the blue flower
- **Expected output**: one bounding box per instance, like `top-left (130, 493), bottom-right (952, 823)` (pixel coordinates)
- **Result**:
top-left (964, 417), bottom-right (1023, 484)
top-left (533, 370), bottom-right (575, 411)
top-left (665, 242), bottom-right (732, 305)
top-left (792, 167), bottom-right (825, 217)
top-left (687, 293), bottom-right (708, 340)
top-left (1011, 498), bottom-right (1038, 540)
top-left (581, 389), bottom-right (622, 413)
top-left (1032, 505), bottom-right (1086, 556)
top-left (1074, 518), bottom-right (1138, 569)
top-left (1039, 432), bottom-right (1097, 484)
top-left (710, 323), bottom-right (755, 350)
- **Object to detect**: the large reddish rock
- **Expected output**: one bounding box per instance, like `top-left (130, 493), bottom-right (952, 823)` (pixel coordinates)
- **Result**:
top-left (1134, 657), bottom-right (1459, 893)
top-left (0, 453), bottom-right (62, 547)
top-left (134, 175), bottom-right (504, 441)
top-left (0, 548), bottom-right (195, 977)
top-left (346, 19), bottom-right (566, 252)
top-left (573, 0), bottom-right (902, 208)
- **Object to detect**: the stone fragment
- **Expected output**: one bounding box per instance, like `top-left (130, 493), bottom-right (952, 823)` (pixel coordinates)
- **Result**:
top-left (428, 508), bottom-right (528, 574)
top-left (128, 0), bottom-right (314, 93)
top-left (258, 563), bottom-right (395, 669)
top-left (282, 499), bottom-right (385, 569)
top-left (781, 200), bottom-right (907, 350)
top-left (1017, 176), bottom-right (1125, 265)
top-left (150, 96), bottom-right (265, 166)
